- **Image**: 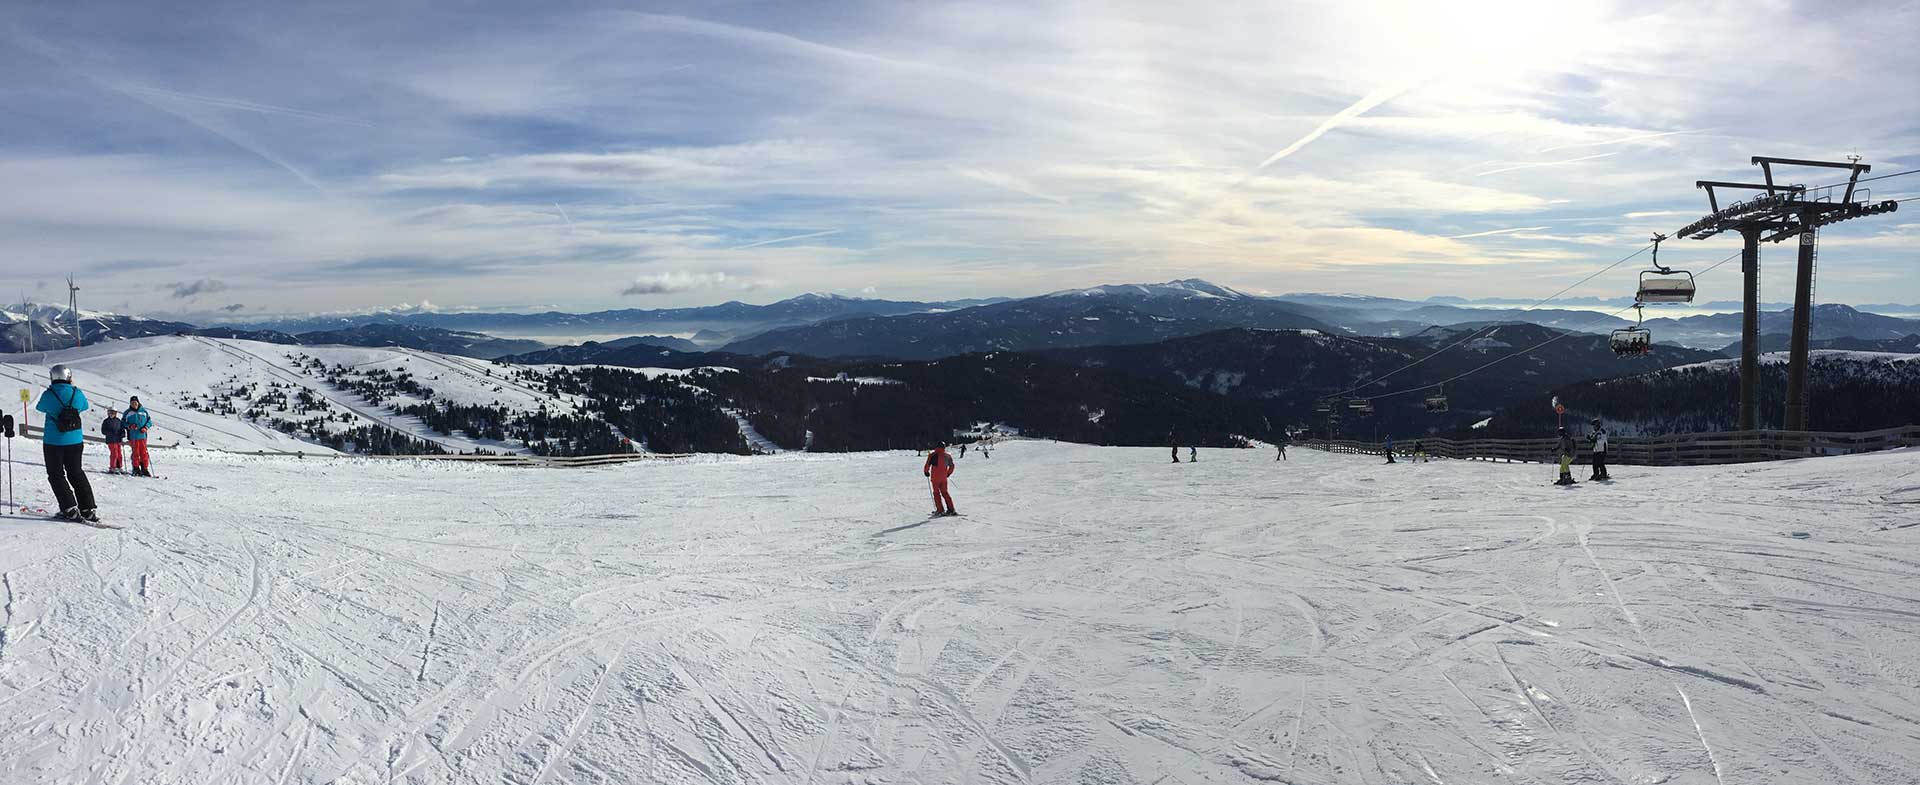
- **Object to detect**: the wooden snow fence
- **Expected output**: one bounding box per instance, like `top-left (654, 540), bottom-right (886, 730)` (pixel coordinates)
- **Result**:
top-left (170, 448), bottom-right (694, 468)
top-left (1300, 424), bottom-right (1920, 467)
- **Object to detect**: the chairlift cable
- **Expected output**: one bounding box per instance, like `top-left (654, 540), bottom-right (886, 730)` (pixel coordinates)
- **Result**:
top-left (1318, 242), bottom-right (1656, 402)
top-left (1360, 248), bottom-right (1744, 402)
top-left (1807, 168), bottom-right (1919, 190)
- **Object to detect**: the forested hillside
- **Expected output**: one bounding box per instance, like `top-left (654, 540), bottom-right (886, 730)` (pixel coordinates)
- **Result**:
top-left (1473, 352), bottom-right (1920, 437)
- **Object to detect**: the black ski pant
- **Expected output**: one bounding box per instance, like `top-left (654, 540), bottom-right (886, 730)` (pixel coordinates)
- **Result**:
top-left (44, 442), bottom-right (97, 513)
top-left (1590, 452), bottom-right (1608, 479)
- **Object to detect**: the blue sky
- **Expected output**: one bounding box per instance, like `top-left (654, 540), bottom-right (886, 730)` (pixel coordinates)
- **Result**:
top-left (2, 0), bottom-right (1915, 319)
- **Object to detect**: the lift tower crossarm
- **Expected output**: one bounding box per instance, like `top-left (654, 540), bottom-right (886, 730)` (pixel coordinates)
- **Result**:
top-left (1679, 180), bottom-right (1799, 240)
top-left (1698, 180), bottom-right (1804, 205)
top-left (1760, 199), bottom-right (1900, 243)
top-left (1752, 156), bottom-right (1869, 202)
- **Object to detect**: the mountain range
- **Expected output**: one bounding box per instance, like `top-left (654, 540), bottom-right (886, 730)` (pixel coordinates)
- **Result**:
top-left (9, 281), bottom-right (1920, 364)
top-left (223, 293), bottom-right (1008, 345)
top-left (721, 280), bottom-right (1332, 359)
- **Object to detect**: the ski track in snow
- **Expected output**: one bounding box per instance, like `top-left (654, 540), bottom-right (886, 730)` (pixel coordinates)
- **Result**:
top-left (0, 442), bottom-right (1917, 783)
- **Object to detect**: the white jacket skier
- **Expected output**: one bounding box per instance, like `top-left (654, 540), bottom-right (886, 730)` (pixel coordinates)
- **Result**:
top-left (1587, 419), bottom-right (1610, 481)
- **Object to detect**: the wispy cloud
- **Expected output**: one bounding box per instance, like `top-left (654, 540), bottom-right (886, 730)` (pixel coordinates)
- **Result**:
top-left (730, 229), bottom-right (839, 250)
top-left (950, 167), bottom-right (1068, 204)
top-left (1449, 226), bottom-right (1549, 239)
top-left (1538, 128), bottom-right (1703, 154)
top-left (1253, 85), bottom-right (1410, 171)
top-left (1476, 152), bottom-right (1620, 177)
top-left (117, 84), bottom-right (375, 128)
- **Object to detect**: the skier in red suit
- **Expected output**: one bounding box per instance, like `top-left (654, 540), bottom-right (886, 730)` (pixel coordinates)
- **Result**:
top-left (923, 445), bottom-right (957, 517)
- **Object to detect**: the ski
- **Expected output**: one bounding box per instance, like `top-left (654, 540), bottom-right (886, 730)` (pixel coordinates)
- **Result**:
top-left (1, 512), bottom-right (122, 529)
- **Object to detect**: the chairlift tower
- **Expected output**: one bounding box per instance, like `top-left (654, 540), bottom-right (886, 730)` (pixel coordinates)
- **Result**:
top-left (1677, 156), bottom-right (1898, 432)
top-left (1676, 180), bottom-right (1800, 430)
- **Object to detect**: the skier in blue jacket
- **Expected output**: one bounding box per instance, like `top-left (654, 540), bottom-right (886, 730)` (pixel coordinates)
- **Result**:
top-left (37, 365), bottom-right (99, 521)
top-left (123, 397), bottom-right (155, 477)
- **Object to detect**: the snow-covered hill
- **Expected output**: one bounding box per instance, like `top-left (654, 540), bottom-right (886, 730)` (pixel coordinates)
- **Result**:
top-left (0, 302), bottom-right (198, 354)
top-left (1, 441), bottom-right (1915, 783)
top-left (1, 337), bottom-right (583, 455)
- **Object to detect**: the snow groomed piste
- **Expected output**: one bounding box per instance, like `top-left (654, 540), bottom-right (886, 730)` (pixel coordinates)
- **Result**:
top-left (1, 434), bottom-right (1917, 783)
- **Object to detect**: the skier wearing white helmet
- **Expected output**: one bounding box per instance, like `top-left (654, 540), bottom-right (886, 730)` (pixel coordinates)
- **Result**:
top-left (36, 365), bottom-right (99, 522)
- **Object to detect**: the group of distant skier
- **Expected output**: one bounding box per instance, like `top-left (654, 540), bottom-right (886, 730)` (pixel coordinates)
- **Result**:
top-left (12, 365), bottom-right (160, 524)
top-left (1377, 435), bottom-right (1429, 464)
top-left (1555, 418), bottom-right (1610, 485)
top-left (1365, 419), bottom-right (1610, 486)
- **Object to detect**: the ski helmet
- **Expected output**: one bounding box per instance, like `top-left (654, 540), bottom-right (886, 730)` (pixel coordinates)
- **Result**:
top-left (49, 364), bottom-right (72, 382)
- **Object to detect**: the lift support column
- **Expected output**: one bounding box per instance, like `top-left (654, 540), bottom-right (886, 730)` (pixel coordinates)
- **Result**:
top-left (1739, 228), bottom-right (1761, 431)
top-left (1784, 223), bottom-right (1818, 431)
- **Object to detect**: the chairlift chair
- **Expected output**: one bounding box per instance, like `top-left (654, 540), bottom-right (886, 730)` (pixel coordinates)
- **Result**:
top-left (1636, 270), bottom-right (1696, 304)
top-left (1348, 398), bottom-right (1374, 415)
top-left (1424, 387), bottom-right (1449, 412)
top-left (1610, 304), bottom-right (1652, 355)
top-left (1314, 400), bottom-right (1332, 414)
top-left (1609, 327), bottom-right (1652, 355)
top-left (1635, 232), bottom-right (1696, 304)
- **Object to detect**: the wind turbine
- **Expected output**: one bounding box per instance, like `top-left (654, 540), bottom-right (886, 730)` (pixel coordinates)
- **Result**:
top-left (67, 276), bottom-right (82, 349)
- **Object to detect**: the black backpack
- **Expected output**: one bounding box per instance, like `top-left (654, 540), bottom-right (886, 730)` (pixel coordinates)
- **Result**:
top-left (54, 388), bottom-right (82, 433)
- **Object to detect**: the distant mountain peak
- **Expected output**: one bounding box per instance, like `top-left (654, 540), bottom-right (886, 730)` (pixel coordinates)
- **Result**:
top-left (1045, 279), bottom-right (1251, 300)
top-left (788, 291), bottom-right (859, 303)
top-left (1, 301), bottom-right (125, 322)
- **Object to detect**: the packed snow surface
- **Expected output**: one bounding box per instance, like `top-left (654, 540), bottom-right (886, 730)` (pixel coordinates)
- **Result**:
top-left (2, 442), bottom-right (1918, 783)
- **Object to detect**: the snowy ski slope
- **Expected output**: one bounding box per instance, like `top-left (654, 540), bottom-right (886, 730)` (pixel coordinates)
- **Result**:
top-left (2, 441), bottom-right (1917, 783)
